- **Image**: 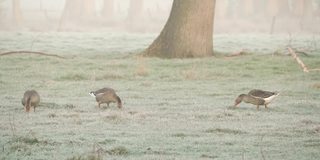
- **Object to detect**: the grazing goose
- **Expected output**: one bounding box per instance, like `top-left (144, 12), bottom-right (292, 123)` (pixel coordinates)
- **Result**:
top-left (89, 87), bottom-right (122, 109)
top-left (21, 90), bottom-right (40, 112)
top-left (234, 89), bottom-right (279, 109)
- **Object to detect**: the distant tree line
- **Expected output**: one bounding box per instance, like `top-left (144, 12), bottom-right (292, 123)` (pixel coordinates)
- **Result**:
top-left (0, 0), bottom-right (171, 32)
top-left (0, 0), bottom-right (319, 33)
top-left (216, 0), bottom-right (319, 19)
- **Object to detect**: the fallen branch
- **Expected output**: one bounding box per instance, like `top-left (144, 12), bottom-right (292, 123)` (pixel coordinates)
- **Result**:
top-left (287, 47), bottom-right (309, 73)
top-left (309, 68), bottom-right (320, 72)
top-left (0, 51), bottom-right (67, 59)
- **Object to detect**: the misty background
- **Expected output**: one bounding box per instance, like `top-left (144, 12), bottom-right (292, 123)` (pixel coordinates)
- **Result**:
top-left (0, 0), bottom-right (320, 34)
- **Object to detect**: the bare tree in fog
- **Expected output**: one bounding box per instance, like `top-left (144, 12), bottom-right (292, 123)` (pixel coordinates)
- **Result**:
top-left (101, 0), bottom-right (115, 23)
top-left (266, 0), bottom-right (290, 17)
top-left (316, 1), bottom-right (320, 17)
top-left (0, 0), bottom-right (4, 23)
top-left (12, 0), bottom-right (23, 26)
top-left (144, 0), bottom-right (216, 58)
top-left (82, 0), bottom-right (96, 19)
top-left (266, 0), bottom-right (290, 34)
top-left (242, 0), bottom-right (254, 17)
top-left (126, 0), bottom-right (144, 23)
top-left (292, 0), bottom-right (313, 31)
top-left (59, 0), bottom-right (96, 30)
top-left (292, 0), bottom-right (313, 18)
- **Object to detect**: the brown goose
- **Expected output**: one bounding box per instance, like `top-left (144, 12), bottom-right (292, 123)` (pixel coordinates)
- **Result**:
top-left (21, 90), bottom-right (40, 112)
top-left (234, 89), bottom-right (279, 109)
top-left (89, 87), bottom-right (122, 109)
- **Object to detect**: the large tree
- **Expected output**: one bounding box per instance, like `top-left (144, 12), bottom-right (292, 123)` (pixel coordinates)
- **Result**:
top-left (59, 0), bottom-right (96, 30)
top-left (144, 0), bottom-right (216, 58)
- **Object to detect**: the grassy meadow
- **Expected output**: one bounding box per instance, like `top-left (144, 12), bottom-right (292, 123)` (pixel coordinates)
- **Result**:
top-left (0, 32), bottom-right (320, 160)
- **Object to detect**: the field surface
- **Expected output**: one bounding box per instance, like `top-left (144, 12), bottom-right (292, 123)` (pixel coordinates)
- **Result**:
top-left (0, 32), bottom-right (320, 160)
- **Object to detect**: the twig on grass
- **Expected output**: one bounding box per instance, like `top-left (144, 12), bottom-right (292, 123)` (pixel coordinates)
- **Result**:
top-left (0, 51), bottom-right (67, 59)
top-left (260, 135), bottom-right (266, 160)
top-left (309, 68), bottom-right (320, 71)
top-left (92, 143), bottom-right (105, 159)
top-left (287, 47), bottom-right (309, 73)
top-left (9, 113), bottom-right (16, 137)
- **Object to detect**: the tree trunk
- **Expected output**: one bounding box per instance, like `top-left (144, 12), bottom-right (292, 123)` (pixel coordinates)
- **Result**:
top-left (102, 0), bottom-right (114, 21)
top-left (242, 0), bottom-right (254, 17)
top-left (278, 0), bottom-right (290, 17)
top-left (292, 0), bottom-right (313, 18)
top-left (59, 0), bottom-right (82, 29)
top-left (266, 0), bottom-right (279, 17)
top-left (253, 0), bottom-right (266, 17)
top-left (266, 0), bottom-right (290, 17)
top-left (144, 0), bottom-right (215, 58)
top-left (12, 0), bottom-right (23, 26)
top-left (127, 0), bottom-right (144, 22)
top-left (81, 0), bottom-right (96, 20)
top-left (58, 0), bottom-right (96, 30)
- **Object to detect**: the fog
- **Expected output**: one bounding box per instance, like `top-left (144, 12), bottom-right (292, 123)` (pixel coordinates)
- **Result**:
top-left (0, 0), bottom-right (320, 34)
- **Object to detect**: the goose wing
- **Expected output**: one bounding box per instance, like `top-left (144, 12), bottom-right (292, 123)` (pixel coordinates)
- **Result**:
top-left (94, 87), bottom-right (115, 95)
top-left (248, 89), bottom-right (276, 98)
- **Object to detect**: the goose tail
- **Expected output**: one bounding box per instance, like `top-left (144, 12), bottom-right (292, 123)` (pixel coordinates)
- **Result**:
top-left (89, 92), bottom-right (96, 97)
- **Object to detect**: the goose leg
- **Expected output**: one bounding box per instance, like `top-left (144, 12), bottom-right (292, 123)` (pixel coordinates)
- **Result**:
top-left (256, 105), bottom-right (260, 110)
top-left (265, 104), bottom-right (268, 109)
top-left (98, 102), bottom-right (101, 108)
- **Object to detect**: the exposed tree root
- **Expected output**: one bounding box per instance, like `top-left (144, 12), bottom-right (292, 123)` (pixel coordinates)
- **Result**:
top-left (0, 51), bottom-right (67, 59)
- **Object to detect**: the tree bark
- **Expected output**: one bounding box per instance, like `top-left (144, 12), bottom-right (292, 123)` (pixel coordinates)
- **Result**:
top-left (144, 0), bottom-right (216, 58)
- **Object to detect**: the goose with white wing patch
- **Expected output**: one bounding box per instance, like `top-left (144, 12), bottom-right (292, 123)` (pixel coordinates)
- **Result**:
top-left (234, 89), bottom-right (279, 109)
top-left (89, 87), bottom-right (122, 109)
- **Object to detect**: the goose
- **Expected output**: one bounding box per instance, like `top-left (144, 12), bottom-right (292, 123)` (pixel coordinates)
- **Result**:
top-left (21, 90), bottom-right (40, 112)
top-left (234, 89), bottom-right (279, 109)
top-left (89, 87), bottom-right (122, 109)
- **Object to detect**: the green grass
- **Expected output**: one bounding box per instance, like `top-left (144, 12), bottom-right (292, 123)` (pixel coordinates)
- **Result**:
top-left (0, 32), bottom-right (320, 159)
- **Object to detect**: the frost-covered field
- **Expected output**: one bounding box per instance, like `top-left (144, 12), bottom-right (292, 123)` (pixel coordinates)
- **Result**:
top-left (0, 32), bottom-right (320, 160)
